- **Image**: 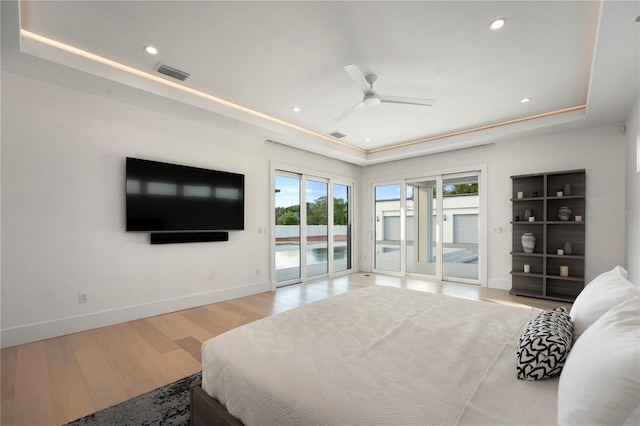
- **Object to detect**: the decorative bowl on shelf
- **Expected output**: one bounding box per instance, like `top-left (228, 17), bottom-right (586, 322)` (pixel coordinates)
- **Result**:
top-left (558, 206), bottom-right (572, 221)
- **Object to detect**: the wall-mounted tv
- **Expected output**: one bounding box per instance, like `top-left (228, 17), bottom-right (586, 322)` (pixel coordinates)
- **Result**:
top-left (126, 157), bottom-right (244, 232)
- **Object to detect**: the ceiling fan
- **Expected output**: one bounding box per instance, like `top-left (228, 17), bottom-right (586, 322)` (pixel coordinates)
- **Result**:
top-left (332, 65), bottom-right (436, 124)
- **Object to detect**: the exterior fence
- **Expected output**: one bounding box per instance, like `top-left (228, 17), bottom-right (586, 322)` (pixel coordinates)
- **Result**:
top-left (275, 225), bottom-right (348, 244)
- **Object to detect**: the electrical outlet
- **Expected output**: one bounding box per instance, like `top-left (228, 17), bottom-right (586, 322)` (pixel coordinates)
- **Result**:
top-left (79, 292), bottom-right (88, 303)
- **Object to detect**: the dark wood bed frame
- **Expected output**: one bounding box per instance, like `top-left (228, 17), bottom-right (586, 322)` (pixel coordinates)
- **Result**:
top-left (190, 381), bottom-right (244, 426)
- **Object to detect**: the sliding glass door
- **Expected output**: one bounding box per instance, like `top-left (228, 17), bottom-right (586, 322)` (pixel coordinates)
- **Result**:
top-left (442, 174), bottom-right (479, 282)
top-left (275, 173), bottom-right (301, 283)
top-left (406, 178), bottom-right (439, 276)
top-left (306, 179), bottom-right (329, 278)
top-left (373, 170), bottom-right (483, 285)
top-left (333, 184), bottom-right (351, 273)
top-left (275, 171), bottom-right (352, 287)
top-left (374, 184), bottom-right (401, 272)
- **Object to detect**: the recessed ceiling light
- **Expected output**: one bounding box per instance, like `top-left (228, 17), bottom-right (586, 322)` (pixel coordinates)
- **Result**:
top-left (291, 106), bottom-right (301, 112)
top-left (365, 137), bottom-right (371, 142)
top-left (144, 45), bottom-right (158, 55)
top-left (520, 97), bottom-right (531, 103)
top-left (489, 18), bottom-right (506, 31)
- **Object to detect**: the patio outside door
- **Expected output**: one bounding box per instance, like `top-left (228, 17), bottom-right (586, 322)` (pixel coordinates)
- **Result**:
top-left (442, 174), bottom-right (479, 282)
top-left (406, 178), bottom-right (439, 276)
top-left (275, 171), bottom-right (352, 287)
top-left (373, 183), bottom-right (401, 272)
top-left (305, 179), bottom-right (329, 278)
top-left (275, 173), bottom-right (301, 284)
top-left (374, 171), bottom-right (482, 285)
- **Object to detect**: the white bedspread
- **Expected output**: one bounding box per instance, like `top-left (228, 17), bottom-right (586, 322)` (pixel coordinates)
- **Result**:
top-left (202, 285), bottom-right (558, 425)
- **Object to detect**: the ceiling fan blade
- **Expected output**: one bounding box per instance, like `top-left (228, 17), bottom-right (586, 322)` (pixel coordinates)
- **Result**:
top-left (344, 65), bottom-right (374, 95)
top-left (380, 95), bottom-right (436, 106)
top-left (331, 101), bottom-right (366, 124)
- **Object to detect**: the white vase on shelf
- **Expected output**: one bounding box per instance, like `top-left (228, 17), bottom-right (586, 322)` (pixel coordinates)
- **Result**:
top-left (521, 233), bottom-right (536, 253)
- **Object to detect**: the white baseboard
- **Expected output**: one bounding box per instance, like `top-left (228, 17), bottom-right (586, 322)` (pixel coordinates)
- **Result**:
top-left (0, 281), bottom-right (270, 349)
top-left (488, 278), bottom-right (512, 291)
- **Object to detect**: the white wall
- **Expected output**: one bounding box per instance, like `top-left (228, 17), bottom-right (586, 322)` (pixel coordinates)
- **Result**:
top-left (0, 71), bottom-right (360, 348)
top-left (360, 124), bottom-right (627, 289)
top-left (1, 67), bottom-right (634, 348)
top-left (625, 96), bottom-right (640, 285)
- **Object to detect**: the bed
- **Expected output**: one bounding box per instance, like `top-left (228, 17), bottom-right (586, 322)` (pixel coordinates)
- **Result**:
top-left (192, 268), bottom-right (640, 426)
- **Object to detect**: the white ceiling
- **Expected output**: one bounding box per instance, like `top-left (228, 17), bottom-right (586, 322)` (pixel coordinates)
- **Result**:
top-left (8, 0), bottom-right (640, 165)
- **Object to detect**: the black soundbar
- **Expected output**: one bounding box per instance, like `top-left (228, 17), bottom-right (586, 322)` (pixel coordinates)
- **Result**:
top-left (150, 231), bottom-right (229, 244)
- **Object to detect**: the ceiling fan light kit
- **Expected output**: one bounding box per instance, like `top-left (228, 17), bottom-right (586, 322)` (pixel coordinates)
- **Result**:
top-left (332, 65), bottom-right (436, 123)
top-left (363, 94), bottom-right (381, 107)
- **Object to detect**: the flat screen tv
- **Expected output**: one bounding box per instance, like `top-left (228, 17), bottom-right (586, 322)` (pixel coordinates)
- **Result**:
top-left (126, 157), bottom-right (244, 232)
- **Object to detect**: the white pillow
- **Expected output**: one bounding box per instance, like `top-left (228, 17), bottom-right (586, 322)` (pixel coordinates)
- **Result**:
top-left (558, 296), bottom-right (640, 426)
top-left (570, 266), bottom-right (638, 339)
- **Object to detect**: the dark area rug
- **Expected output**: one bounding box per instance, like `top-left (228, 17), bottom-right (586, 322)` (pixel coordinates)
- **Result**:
top-left (65, 372), bottom-right (202, 426)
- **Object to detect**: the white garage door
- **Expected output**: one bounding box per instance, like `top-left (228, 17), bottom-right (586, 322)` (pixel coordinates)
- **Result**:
top-left (406, 216), bottom-right (414, 241)
top-left (383, 216), bottom-right (400, 241)
top-left (453, 214), bottom-right (478, 243)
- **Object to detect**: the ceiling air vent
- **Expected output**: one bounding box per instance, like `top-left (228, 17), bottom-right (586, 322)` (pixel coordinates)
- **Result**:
top-left (156, 63), bottom-right (190, 81)
top-left (329, 131), bottom-right (346, 139)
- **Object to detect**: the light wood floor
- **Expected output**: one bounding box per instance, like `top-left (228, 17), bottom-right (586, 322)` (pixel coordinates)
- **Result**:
top-left (1, 273), bottom-right (571, 425)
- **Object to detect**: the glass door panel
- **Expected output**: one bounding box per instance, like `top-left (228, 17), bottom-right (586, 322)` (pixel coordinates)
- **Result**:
top-left (306, 179), bottom-right (328, 277)
top-left (275, 172), bottom-right (352, 286)
top-left (333, 183), bottom-right (351, 273)
top-left (442, 175), bottom-right (479, 281)
top-left (275, 174), bottom-right (301, 284)
top-left (374, 184), bottom-right (401, 272)
top-left (406, 179), bottom-right (439, 276)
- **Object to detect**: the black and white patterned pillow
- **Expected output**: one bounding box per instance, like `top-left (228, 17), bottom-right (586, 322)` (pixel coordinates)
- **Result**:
top-left (517, 307), bottom-right (573, 380)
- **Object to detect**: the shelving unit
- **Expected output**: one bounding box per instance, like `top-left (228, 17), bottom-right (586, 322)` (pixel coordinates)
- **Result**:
top-left (510, 169), bottom-right (586, 302)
